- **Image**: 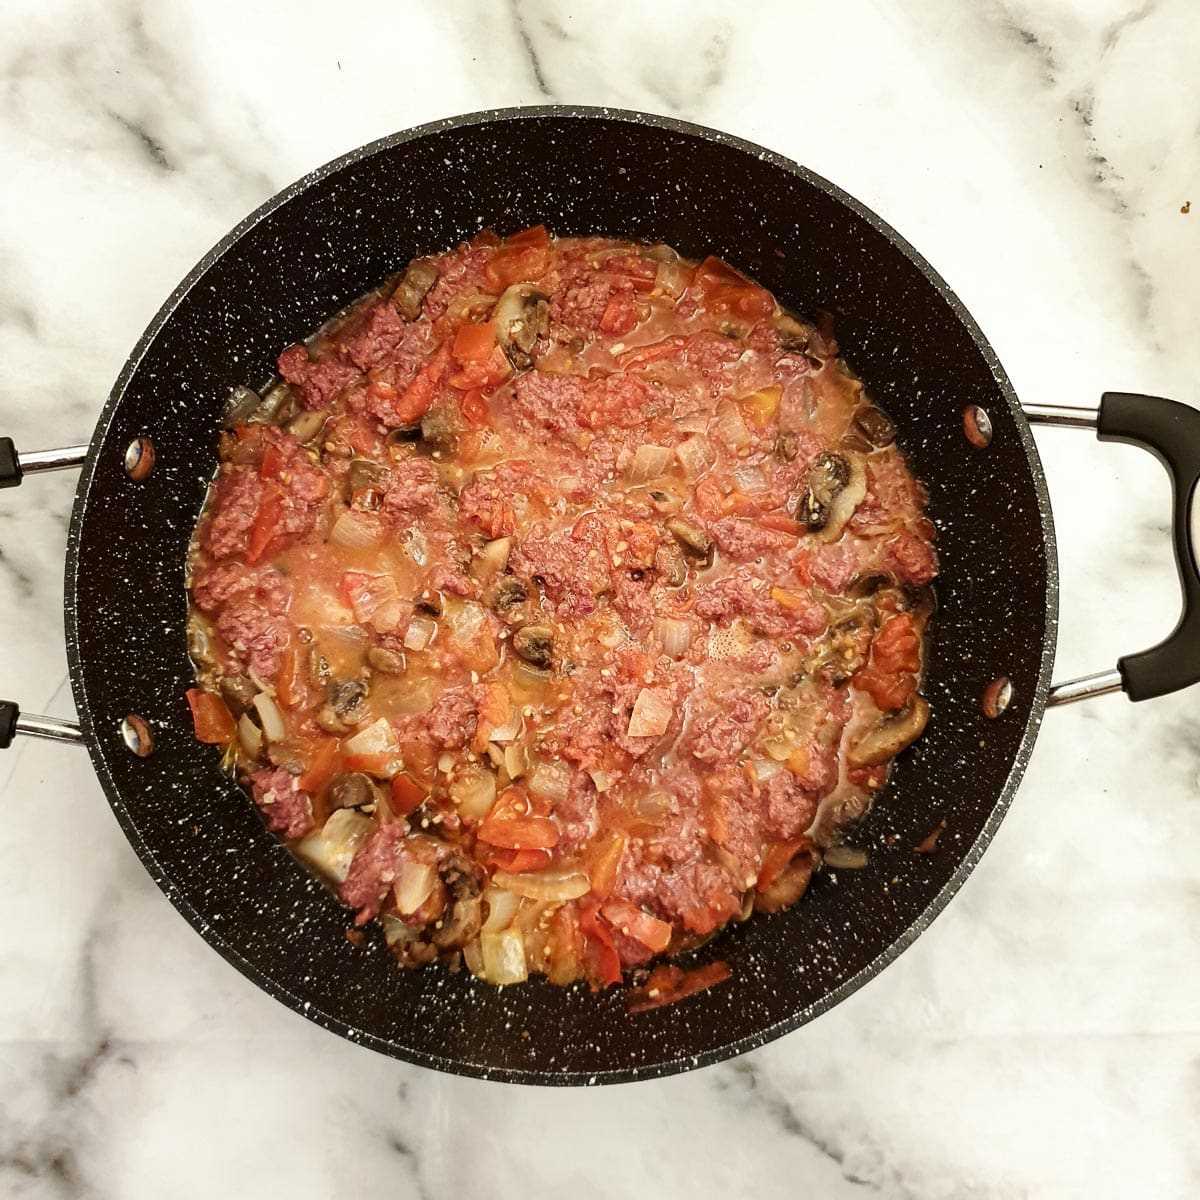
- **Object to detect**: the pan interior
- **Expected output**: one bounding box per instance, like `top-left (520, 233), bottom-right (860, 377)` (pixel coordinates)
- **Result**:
top-left (65, 108), bottom-right (1054, 1084)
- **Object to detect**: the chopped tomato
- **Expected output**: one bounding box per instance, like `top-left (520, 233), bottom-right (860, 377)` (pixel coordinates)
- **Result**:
top-left (473, 682), bottom-right (513, 753)
top-left (366, 376), bottom-right (397, 404)
top-left (259, 442), bottom-right (287, 481)
top-left (872, 613), bottom-right (921, 675)
top-left (460, 388), bottom-right (490, 427)
top-left (614, 336), bottom-right (687, 368)
top-left (452, 321), bottom-right (498, 362)
top-left (342, 752), bottom-right (399, 777)
top-left (627, 962), bottom-right (732, 1013)
top-left (855, 667), bottom-right (916, 712)
top-left (484, 225), bottom-right (551, 291)
top-left (599, 294), bottom-right (639, 336)
top-left (692, 256), bottom-right (776, 322)
top-left (578, 901), bottom-right (623, 988)
top-left (275, 644), bottom-right (303, 708)
top-left (477, 786), bottom-right (560, 850)
top-left (185, 688), bottom-right (236, 745)
top-left (485, 846), bottom-right (553, 873)
top-left (760, 512), bottom-right (805, 537)
top-left (583, 832), bottom-right (626, 900)
top-left (393, 341), bottom-right (452, 424)
top-left (245, 482), bottom-right (284, 564)
top-left (756, 838), bottom-right (808, 892)
top-left (297, 737), bottom-right (340, 793)
top-left (604, 254), bottom-right (658, 292)
top-left (390, 773), bottom-right (427, 816)
top-left (738, 385), bottom-right (781, 427)
top-left (600, 900), bottom-right (673, 954)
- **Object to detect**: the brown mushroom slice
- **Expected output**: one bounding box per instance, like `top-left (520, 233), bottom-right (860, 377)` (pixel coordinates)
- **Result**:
top-left (392, 259), bottom-right (440, 320)
top-left (846, 696), bottom-right (930, 769)
top-left (326, 772), bottom-right (381, 811)
top-left (431, 854), bottom-right (484, 948)
top-left (665, 517), bottom-right (714, 567)
top-left (512, 624), bottom-right (556, 670)
top-left (773, 312), bottom-right (812, 354)
top-left (753, 852), bottom-right (815, 914)
top-left (796, 451), bottom-right (867, 542)
top-left (493, 283), bottom-right (550, 369)
top-left (316, 678), bottom-right (370, 733)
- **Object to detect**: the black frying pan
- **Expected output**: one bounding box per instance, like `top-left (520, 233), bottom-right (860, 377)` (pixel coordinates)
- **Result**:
top-left (3, 108), bottom-right (1199, 1085)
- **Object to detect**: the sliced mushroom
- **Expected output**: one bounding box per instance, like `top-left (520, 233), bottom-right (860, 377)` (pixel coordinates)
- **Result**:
top-left (775, 429), bottom-right (804, 462)
top-left (219, 673), bottom-right (257, 714)
top-left (513, 624), bottom-right (555, 670)
top-left (796, 452), bottom-right (867, 542)
top-left (391, 259), bottom-right (440, 320)
top-left (327, 772), bottom-right (380, 810)
top-left (420, 403), bottom-right (458, 453)
top-left (493, 284), bottom-right (550, 369)
top-left (488, 575), bottom-right (530, 618)
top-left (846, 696), bottom-right (930, 769)
top-left (367, 646), bottom-right (406, 675)
top-left (753, 852), bottom-right (815, 914)
top-left (655, 541), bottom-right (688, 588)
top-left (317, 679), bottom-right (369, 733)
top-left (665, 517), bottom-right (713, 567)
top-left (285, 408), bottom-right (329, 444)
top-left (385, 424), bottom-right (423, 446)
top-left (431, 853), bottom-right (484, 948)
top-left (773, 312), bottom-right (812, 354)
top-left (415, 590), bottom-right (444, 617)
top-left (807, 616), bottom-right (875, 686)
top-left (346, 458), bottom-right (389, 497)
top-left (850, 405), bottom-right (895, 448)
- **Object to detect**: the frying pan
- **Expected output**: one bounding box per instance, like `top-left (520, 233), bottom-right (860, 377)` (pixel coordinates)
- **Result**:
top-left (3, 107), bottom-right (1199, 1085)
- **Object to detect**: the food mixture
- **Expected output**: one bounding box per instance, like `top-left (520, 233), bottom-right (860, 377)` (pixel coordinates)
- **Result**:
top-left (185, 227), bottom-right (937, 997)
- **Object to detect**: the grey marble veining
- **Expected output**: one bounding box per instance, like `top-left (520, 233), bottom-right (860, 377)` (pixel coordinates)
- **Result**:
top-left (1, 1), bottom-right (1199, 1196)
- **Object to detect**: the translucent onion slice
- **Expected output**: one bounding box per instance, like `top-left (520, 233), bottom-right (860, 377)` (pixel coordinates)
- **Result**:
top-left (711, 403), bottom-right (751, 453)
top-left (295, 810), bottom-right (374, 884)
top-left (480, 928), bottom-right (528, 984)
top-left (344, 716), bottom-right (399, 758)
top-left (481, 886), bottom-right (522, 932)
top-left (252, 692), bottom-right (285, 743)
top-left (491, 868), bottom-right (591, 902)
top-left (450, 767), bottom-right (498, 821)
top-left (527, 761), bottom-right (571, 804)
top-left (651, 617), bottom-right (693, 658)
top-left (394, 860), bottom-right (437, 916)
top-left (675, 433), bottom-right (714, 478)
top-left (330, 508), bottom-right (383, 550)
top-left (625, 444), bottom-right (673, 485)
top-left (628, 688), bottom-right (672, 738)
top-left (403, 616), bottom-right (438, 651)
top-left (237, 713), bottom-right (262, 759)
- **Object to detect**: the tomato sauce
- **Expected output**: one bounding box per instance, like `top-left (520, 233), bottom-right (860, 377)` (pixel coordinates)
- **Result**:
top-left (186, 229), bottom-right (937, 992)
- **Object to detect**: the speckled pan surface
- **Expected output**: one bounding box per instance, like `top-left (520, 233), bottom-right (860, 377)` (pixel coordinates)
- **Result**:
top-left (63, 107), bottom-right (1057, 1085)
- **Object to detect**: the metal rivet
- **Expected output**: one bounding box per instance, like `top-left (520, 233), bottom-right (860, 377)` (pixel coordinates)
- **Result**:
top-left (124, 436), bottom-right (155, 481)
top-left (121, 714), bottom-right (155, 756)
top-left (963, 406), bottom-right (993, 449)
top-left (982, 676), bottom-right (1013, 719)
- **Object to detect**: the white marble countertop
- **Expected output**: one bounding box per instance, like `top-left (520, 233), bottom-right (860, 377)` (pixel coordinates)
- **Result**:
top-left (2, 1), bottom-right (1199, 1196)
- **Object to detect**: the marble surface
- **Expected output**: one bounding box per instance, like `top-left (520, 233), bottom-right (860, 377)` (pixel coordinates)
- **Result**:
top-left (2, 0), bottom-right (1199, 1195)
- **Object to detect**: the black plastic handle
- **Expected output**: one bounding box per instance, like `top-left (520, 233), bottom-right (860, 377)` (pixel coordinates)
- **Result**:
top-left (0, 438), bottom-right (22, 488)
top-left (0, 701), bottom-right (17, 748)
top-left (1098, 391), bottom-right (1200, 701)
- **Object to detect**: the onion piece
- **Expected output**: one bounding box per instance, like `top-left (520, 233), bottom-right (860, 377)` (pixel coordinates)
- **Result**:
top-left (252, 692), bottom-right (285, 743)
top-left (651, 617), bottom-right (693, 658)
top-left (295, 810), bottom-right (374, 883)
top-left (676, 433), bottom-right (714, 478)
top-left (655, 258), bottom-right (690, 297)
top-left (675, 412), bottom-right (709, 434)
top-left (628, 688), bottom-right (672, 738)
top-left (462, 936), bottom-right (486, 979)
top-left (637, 791), bottom-right (672, 820)
top-left (480, 928), bottom-right (528, 984)
top-left (823, 845), bottom-right (869, 870)
top-left (751, 757), bottom-right (784, 783)
top-left (469, 537), bottom-right (512, 582)
top-left (330, 508), bottom-right (383, 550)
top-left (237, 713), bottom-right (263, 758)
top-left (450, 767), bottom-right (498, 820)
top-left (344, 716), bottom-right (399, 758)
top-left (588, 768), bottom-right (613, 793)
top-left (711, 403), bottom-right (752, 452)
top-left (403, 616), bottom-right (438, 651)
top-left (487, 713), bottom-right (522, 743)
top-left (503, 743), bottom-right (528, 780)
top-left (625, 444), bottom-right (673, 485)
top-left (491, 868), bottom-right (591, 902)
top-left (527, 761), bottom-right (572, 804)
top-left (481, 886), bottom-right (522, 932)
top-left (406, 529), bottom-right (429, 566)
top-left (394, 860), bottom-right (437, 916)
top-left (732, 464), bottom-right (769, 493)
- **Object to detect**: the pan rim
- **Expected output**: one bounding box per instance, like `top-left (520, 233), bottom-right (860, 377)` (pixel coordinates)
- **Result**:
top-left (63, 103), bottom-right (1059, 1085)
